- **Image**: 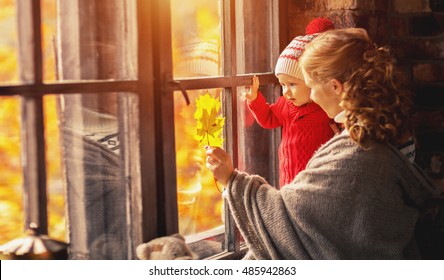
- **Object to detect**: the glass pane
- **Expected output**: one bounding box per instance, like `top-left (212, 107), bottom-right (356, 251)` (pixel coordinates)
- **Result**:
top-left (236, 0), bottom-right (279, 74)
top-left (174, 88), bottom-right (224, 257)
top-left (0, 96), bottom-right (24, 249)
top-left (187, 230), bottom-right (224, 259)
top-left (237, 85), bottom-right (280, 187)
top-left (0, 0), bottom-right (19, 85)
top-left (57, 92), bottom-right (140, 259)
top-left (41, 0), bottom-right (57, 82)
top-left (44, 0), bottom-right (137, 82)
top-left (171, 0), bottom-right (222, 78)
top-left (43, 95), bottom-right (65, 242)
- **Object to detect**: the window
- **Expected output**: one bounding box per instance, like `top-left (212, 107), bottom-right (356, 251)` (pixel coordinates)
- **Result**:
top-left (0, 0), bottom-right (282, 259)
top-left (170, 0), bottom-right (281, 258)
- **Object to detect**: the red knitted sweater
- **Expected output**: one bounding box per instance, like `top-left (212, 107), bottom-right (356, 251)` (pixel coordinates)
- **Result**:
top-left (248, 92), bottom-right (334, 188)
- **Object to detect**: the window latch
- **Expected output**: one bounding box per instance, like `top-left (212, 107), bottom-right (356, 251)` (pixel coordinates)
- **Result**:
top-left (173, 80), bottom-right (190, 106)
top-left (166, 74), bottom-right (190, 106)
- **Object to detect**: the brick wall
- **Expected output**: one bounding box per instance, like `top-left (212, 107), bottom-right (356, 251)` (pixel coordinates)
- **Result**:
top-left (392, 0), bottom-right (444, 194)
top-left (286, 0), bottom-right (444, 193)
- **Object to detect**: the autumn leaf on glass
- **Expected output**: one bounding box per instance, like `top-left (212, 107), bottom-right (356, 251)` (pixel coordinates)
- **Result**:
top-left (194, 93), bottom-right (225, 148)
top-left (194, 92), bottom-right (225, 192)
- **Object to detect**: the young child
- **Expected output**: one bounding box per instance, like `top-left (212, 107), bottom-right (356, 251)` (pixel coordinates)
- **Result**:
top-left (245, 18), bottom-right (336, 188)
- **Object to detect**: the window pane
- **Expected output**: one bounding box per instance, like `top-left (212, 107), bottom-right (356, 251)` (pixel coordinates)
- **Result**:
top-left (236, 0), bottom-right (279, 74)
top-left (187, 230), bottom-right (224, 259)
top-left (0, 0), bottom-right (19, 85)
top-left (174, 88), bottom-right (224, 256)
top-left (41, 0), bottom-right (57, 82)
top-left (57, 92), bottom-right (140, 259)
top-left (0, 96), bottom-right (24, 248)
top-left (46, 0), bottom-right (137, 82)
top-left (43, 95), bottom-right (66, 242)
top-left (237, 85), bottom-right (280, 187)
top-left (0, 95), bottom-right (67, 249)
top-left (171, 0), bottom-right (222, 78)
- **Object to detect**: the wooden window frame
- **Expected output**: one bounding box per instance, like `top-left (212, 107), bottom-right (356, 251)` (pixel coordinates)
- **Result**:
top-left (0, 0), bottom-right (287, 260)
top-left (162, 0), bottom-right (282, 259)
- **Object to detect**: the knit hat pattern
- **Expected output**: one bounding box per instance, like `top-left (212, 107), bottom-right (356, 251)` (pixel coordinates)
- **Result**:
top-left (275, 17), bottom-right (334, 80)
top-left (274, 34), bottom-right (316, 79)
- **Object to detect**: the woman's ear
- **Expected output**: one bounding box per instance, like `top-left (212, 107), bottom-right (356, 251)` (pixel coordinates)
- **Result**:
top-left (330, 79), bottom-right (343, 96)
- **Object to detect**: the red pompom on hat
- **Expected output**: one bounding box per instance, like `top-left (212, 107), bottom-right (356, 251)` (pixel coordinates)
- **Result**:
top-left (305, 17), bottom-right (335, 35)
top-left (275, 17), bottom-right (335, 79)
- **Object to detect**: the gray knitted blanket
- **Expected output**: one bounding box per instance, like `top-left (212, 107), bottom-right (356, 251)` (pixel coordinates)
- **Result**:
top-left (225, 134), bottom-right (436, 259)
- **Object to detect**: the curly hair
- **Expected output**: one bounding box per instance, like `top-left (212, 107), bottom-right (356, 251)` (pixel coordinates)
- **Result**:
top-left (300, 28), bottom-right (413, 148)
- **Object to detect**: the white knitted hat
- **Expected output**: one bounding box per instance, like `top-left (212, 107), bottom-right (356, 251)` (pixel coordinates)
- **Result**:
top-left (274, 34), bottom-right (317, 80)
top-left (275, 17), bottom-right (335, 79)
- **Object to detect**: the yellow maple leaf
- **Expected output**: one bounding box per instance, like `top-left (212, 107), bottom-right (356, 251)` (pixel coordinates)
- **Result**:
top-left (194, 93), bottom-right (225, 147)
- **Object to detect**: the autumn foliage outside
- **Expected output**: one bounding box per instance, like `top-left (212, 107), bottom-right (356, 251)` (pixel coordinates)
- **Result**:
top-left (0, 0), bottom-right (64, 247)
top-left (1, 0), bottom-right (225, 250)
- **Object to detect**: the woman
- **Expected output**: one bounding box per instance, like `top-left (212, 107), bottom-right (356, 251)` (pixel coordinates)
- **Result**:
top-left (205, 28), bottom-right (436, 259)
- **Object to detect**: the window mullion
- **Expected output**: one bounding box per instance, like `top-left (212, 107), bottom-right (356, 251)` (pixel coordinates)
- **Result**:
top-left (150, 0), bottom-right (178, 237)
top-left (16, 0), bottom-right (48, 234)
top-left (31, 0), bottom-right (43, 83)
top-left (222, 0), bottom-right (240, 254)
top-left (136, 0), bottom-right (159, 244)
top-left (20, 97), bottom-right (48, 234)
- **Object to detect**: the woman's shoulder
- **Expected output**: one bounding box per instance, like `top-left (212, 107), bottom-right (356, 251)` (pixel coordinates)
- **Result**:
top-left (294, 134), bottom-right (435, 206)
top-left (309, 133), bottom-right (403, 171)
top-left (311, 133), bottom-right (434, 184)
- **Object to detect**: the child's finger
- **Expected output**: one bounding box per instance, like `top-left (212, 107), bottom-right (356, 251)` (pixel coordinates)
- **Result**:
top-left (252, 76), bottom-right (259, 89)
